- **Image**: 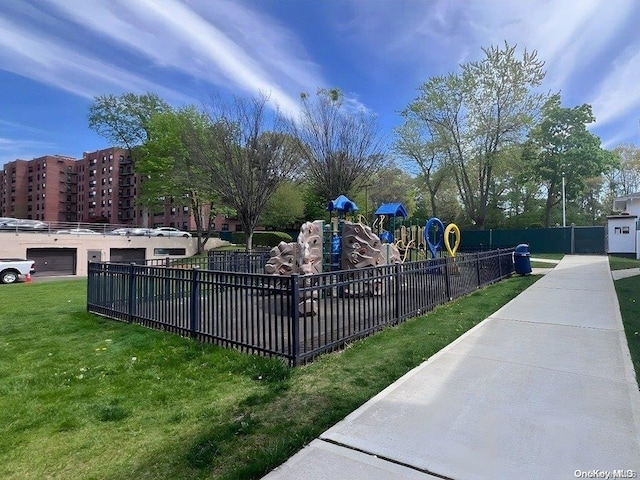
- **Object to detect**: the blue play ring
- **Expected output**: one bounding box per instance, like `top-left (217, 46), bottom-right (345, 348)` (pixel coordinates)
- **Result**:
top-left (424, 217), bottom-right (444, 258)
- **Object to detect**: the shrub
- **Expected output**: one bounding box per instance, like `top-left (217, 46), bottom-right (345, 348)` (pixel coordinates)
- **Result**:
top-left (231, 231), bottom-right (292, 247)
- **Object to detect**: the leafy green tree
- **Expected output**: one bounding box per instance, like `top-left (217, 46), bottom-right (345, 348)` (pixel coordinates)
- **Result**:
top-left (88, 93), bottom-right (171, 225)
top-left (138, 106), bottom-right (222, 253)
top-left (403, 43), bottom-right (548, 229)
top-left (606, 145), bottom-right (640, 201)
top-left (523, 94), bottom-right (618, 227)
top-left (293, 88), bottom-right (388, 200)
top-left (367, 164), bottom-right (416, 214)
top-left (88, 92), bottom-right (170, 155)
top-left (302, 187), bottom-right (329, 222)
top-left (260, 182), bottom-right (306, 231)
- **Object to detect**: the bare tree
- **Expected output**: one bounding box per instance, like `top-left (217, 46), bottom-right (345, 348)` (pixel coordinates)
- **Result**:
top-left (198, 95), bottom-right (301, 251)
top-left (293, 88), bottom-right (387, 200)
top-left (394, 118), bottom-right (451, 217)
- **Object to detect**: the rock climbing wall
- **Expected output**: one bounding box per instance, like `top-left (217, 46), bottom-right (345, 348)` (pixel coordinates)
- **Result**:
top-left (297, 220), bottom-right (323, 275)
top-left (264, 241), bottom-right (298, 276)
top-left (340, 221), bottom-right (402, 296)
top-left (341, 221), bottom-right (386, 270)
top-left (264, 220), bottom-right (324, 315)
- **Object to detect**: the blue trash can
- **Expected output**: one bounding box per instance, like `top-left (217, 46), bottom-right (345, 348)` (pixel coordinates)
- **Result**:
top-left (514, 244), bottom-right (532, 275)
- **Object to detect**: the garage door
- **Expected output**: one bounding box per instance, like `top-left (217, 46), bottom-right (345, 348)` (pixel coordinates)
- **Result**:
top-left (26, 248), bottom-right (77, 276)
top-left (110, 248), bottom-right (146, 264)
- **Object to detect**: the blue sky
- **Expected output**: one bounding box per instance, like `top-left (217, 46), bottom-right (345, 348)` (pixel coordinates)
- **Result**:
top-left (1, 0), bottom-right (640, 169)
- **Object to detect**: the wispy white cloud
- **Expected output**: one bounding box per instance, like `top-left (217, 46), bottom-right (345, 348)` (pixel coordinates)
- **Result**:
top-left (37, 0), bottom-right (324, 117)
top-left (0, 15), bottom-right (191, 104)
top-left (590, 46), bottom-right (640, 127)
top-left (0, 137), bottom-right (61, 165)
top-left (0, 119), bottom-right (61, 162)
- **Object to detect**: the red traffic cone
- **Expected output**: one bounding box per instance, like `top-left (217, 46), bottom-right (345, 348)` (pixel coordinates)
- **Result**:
top-left (25, 273), bottom-right (33, 284)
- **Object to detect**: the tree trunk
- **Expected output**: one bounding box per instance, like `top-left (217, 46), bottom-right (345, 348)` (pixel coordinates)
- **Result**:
top-left (544, 192), bottom-right (554, 228)
top-left (246, 231), bottom-right (253, 252)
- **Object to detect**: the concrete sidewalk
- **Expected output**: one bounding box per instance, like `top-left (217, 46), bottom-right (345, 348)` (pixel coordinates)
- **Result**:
top-left (263, 256), bottom-right (640, 480)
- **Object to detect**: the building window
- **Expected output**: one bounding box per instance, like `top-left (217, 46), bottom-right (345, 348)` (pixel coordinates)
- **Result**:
top-left (221, 223), bottom-right (229, 231)
top-left (154, 248), bottom-right (186, 256)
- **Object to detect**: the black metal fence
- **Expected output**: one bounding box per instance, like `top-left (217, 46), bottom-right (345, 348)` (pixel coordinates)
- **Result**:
top-left (87, 249), bottom-right (515, 366)
top-left (145, 250), bottom-right (272, 273)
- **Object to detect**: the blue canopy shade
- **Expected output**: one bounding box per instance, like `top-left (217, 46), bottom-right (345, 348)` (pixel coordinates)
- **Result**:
top-left (374, 203), bottom-right (408, 218)
top-left (326, 195), bottom-right (359, 213)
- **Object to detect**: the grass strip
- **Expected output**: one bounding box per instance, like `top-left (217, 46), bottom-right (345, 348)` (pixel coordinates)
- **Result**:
top-left (609, 255), bottom-right (640, 271)
top-left (1, 275), bottom-right (537, 480)
top-left (612, 275), bottom-right (640, 383)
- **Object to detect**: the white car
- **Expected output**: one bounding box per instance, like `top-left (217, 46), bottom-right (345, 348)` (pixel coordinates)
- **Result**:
top-left (56, 228), bottom-right (100, 235)
top-left (151, 227), bottom-right (191, 238)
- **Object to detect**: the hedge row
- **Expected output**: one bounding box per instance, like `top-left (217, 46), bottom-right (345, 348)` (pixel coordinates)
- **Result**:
top-left (230, 231), bottom-right (293, 247)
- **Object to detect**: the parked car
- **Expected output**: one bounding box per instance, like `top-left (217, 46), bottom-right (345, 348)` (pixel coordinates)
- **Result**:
top-left (0, 258), bottom-right (35, 284)
top-left (109, 228), bottom-right (134, 236)
top-left (150, 227), bottom-right (192, 238)
top-left (55, 228), bottom-right (100, 235)
top-left (0, 218), bottom-right (49, 232)
top-left (130, 228), bottom-right (156, 236)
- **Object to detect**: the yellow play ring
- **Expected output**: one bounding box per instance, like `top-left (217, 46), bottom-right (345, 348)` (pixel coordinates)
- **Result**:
top-left (444, 223), bottom-right (461, 257)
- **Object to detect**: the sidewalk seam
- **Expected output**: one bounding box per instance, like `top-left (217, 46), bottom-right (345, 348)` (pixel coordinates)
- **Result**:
top-left (318, 438), bottom-right (457, 480)
top-left (486, 315), bottom-right (624, 332)
top-left (443, 349), bottom-right (636, 385)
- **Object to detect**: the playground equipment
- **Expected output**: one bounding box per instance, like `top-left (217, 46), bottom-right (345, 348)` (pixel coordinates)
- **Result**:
top-left (265, 196), bottom-right (463, 311)
top-left (424, 217), bottom-right (445, 259)
top-left (373, 203), bottom-right (408, 244)
top-left (444, 223), bottom-right (461, 257)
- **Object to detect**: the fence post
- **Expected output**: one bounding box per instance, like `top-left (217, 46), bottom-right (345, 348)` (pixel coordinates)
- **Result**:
top-left (290, 274), bottom-right (300, 366)
top-left (497, 249), bottom-right (502, 279)
top-left (395, 263), bottom-right (402, 323)
top-left (444, 257), bottom-right (452, 301)
top-left (127, 262), bottom-right (135, 323)
top-left (190, 268), bottom-right (200, 337)
top-left (165, 257), bottom-right (170, 268)
top-left (476, 253), bottom-right (481, 288)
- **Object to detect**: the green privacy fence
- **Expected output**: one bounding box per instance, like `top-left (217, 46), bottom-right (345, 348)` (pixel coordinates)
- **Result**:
top-left (460, 226), bottom-right (605, 254)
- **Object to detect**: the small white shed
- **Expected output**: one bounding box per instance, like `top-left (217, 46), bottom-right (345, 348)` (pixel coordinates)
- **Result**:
top-left (607, 214), bottom-right (637, 255)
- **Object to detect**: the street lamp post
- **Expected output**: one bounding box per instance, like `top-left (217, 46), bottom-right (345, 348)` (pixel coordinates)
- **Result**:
top-left (364, 184), bottom-right (372, 224)
top-left (562, 173), bottom-right (566, 227)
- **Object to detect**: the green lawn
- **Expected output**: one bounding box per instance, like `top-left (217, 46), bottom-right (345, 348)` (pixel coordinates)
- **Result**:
top-left (529, 253), bottom-right (565, 260)
top-left (613, 275), bottom-right (640, 382)
top-left (530, 253), bottom-right (564, 269)
top-left (1, 276), bottom-right (537, 479)
top-left (608, 255), bottom-right (640, 271)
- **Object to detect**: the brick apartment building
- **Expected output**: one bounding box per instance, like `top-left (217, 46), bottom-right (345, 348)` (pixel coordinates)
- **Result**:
top-left (1, 147), bottom-right (242, 232)
top-left (0, 154), bottom-right (78, 222)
